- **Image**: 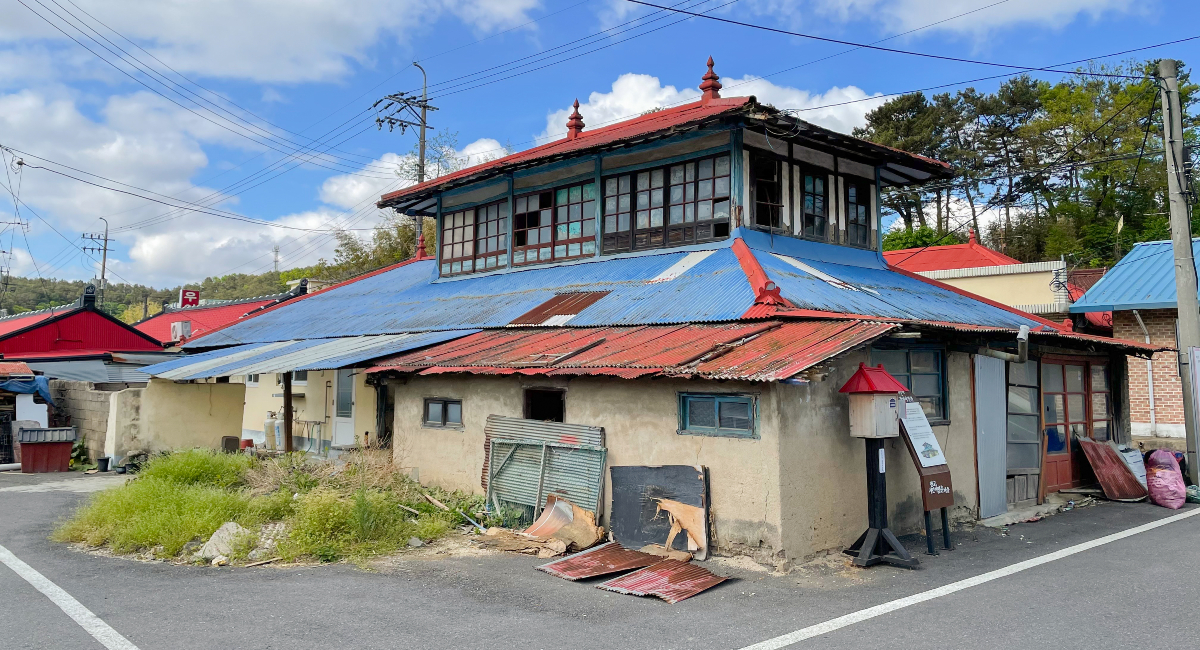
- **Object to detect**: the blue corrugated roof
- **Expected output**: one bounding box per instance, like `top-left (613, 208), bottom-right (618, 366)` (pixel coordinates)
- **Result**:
top-left (184, 227), bottom-right (1047, 351)
top-left (1070, 239), bottom-right (1197, 312)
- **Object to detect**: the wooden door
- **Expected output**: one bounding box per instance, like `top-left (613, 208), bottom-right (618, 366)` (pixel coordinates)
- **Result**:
top-left (1041, 362), bottom-right (1089, 493)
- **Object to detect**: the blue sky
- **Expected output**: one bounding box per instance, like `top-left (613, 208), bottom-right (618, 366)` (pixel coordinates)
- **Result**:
top-left (0, 0), bottom-right (1197, 287)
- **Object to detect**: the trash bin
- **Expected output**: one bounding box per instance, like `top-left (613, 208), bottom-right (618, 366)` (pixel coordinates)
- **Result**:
top-left (17, 427), bottom-right (77, 473)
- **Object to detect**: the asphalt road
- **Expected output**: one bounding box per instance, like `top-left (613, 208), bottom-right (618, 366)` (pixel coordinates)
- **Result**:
top-left (3, 470), bottom-right (1198, 650)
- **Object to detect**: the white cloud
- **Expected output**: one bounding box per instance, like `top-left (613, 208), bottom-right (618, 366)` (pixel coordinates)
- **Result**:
top-left (2, 0), bottom-right (542, 84)
top-left (319, 153), bottom-right (405, 210)
top-left (537, 72), bottom-right (884, 144)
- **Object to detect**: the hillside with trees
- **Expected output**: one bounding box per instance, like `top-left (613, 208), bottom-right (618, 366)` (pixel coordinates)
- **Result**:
top-left (861, 60), bottom-right (1199, 267)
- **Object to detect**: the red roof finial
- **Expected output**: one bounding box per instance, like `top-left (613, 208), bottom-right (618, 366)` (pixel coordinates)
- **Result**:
top-left (700, 56), bottom-right (722, 104)
top-left (566, 99), bottom-right (585, 140)
top-left (968, 228), bottom-right (977, 245)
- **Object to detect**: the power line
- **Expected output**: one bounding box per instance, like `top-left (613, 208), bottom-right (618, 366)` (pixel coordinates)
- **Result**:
top-left (626, 0), bottom-right (1155, 80)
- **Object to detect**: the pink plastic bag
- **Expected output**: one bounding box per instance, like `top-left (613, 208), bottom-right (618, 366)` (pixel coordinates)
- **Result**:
top-left (1146, 449), bottom-right (1186, 509)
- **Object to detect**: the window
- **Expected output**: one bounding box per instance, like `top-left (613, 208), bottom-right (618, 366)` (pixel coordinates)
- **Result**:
top-left (679, 393), bottom-right (756, 438)
top-left (800, 171), bottom-right (827, 240)
top-left (1042, 362), bottom-right (1087, 457)
top-left (513, 182), bottom-right (596, 266)
top-left (846, 182), bottom-right (871, 248)
top-left (276, 371), bottom-right (308, 386)
top-left (524, 389), bottom-right (565, 422)
top-left (440, 200), bottom-right (510, 276)
top-left (424, 398), bottom-right (462, 427)
top-left (246, 374), bottom-right (260, 387)
top-left (751, 153), bottom-right (783, 230)
top-left (1006, 360), bottom-right (1041, 471)
top-left (602, 153), bottom-right (731, 254)
top-left (871, 347), bottom-right (946, 421)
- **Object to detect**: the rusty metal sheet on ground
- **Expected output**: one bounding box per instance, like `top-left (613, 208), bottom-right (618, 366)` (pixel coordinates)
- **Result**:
top-left (536, 541), bottom-right (658, 581)
top-left (1077, 437), bottom-right (1147, 501)
top-left (609, 465), bottom-right (710, 560)
top-left (597, 559), bottom-right (728, 603)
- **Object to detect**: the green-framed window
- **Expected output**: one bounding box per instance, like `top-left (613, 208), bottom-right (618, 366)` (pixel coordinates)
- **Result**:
top-left (678, 392), bottom-right (757, 438)
top-left (870, 347), bottom-right (947, 422)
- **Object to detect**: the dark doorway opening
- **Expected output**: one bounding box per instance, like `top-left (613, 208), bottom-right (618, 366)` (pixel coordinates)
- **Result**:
top-left (525, 389), bottom-right (565, 422)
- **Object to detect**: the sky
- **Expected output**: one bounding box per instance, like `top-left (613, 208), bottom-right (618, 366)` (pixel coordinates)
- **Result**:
top-left (0, 0), bottom-right (1197, 288)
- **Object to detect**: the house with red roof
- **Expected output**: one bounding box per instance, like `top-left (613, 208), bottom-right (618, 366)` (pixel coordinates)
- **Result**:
top-left (138, 59), bottom-right (1153, 561)
top-left (135, 293), bottom-right (288, 345)
top-left (885, 231), bottom-right (1112, 335)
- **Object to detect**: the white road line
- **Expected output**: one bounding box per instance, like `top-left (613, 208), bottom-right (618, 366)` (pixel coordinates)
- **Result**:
top-left (0, 544), bottom-right (139, 650)
top-left (738, 508), bottom-right (1200, 650)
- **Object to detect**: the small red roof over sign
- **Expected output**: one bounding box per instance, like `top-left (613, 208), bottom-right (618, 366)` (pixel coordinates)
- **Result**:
top-left (839, 363), bottom-right (908, 394)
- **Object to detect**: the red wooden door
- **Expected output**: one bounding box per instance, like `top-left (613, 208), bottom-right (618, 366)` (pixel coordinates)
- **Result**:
top-left (1042, 362), bottom-right (1088, 493)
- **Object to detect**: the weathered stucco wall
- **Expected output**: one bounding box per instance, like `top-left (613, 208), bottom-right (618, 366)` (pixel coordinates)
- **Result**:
top-left (238, 370), bottom-right (377, 448)
top-left (936, 271), bottom-right (1060, 311)
top-left (392, 373), bottom-right (785, 559)
top-left (50, 380), bottom-right (111, 461)
top-left (128, 378), bottom-right (244, 452)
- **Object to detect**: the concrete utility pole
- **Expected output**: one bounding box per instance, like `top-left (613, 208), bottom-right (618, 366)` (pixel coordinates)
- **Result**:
top-left (1158, 59), bottom-right (1200, 482)
top-left (414, 62), bottom-right (428, 184)
top-left (81, 217), bottom-right (109, 306)
top-left (374, 67), bottom-right (437, 259)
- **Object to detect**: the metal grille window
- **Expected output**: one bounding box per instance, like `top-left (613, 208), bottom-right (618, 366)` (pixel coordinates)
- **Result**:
top-left (603, 153), bottom-right (731, 254)
top-left (679, 393), bottom-right (756, 438)
top-left (800, 172), bottom-right (827, 240)
top-left (440, 200), bottom-right (509, 276)
top-left (424, 398), bottom-right (462, 427)
top-left (871, 347), bottom-right (946, 421)
top-left (846, 182), bottom-right (870, 247)
top-left (1006, 360), bottom-right (1041, 471)
top-left (751, 154), bottom-right (783, 230)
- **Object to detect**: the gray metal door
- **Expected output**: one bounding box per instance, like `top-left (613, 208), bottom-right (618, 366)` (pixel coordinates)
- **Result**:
top-left (975, 355), bottom-right (1007, 519)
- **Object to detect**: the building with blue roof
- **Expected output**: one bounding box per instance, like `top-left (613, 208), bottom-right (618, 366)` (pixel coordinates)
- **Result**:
top-left (1072, 239), bottom-right (1198, 441)
top-left (140, 59), bottom-right (1154, 563)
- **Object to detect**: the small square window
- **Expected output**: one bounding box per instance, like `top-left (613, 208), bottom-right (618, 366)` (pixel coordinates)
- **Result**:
top-left (679, 393), bottom-right (756, 438)
top-left (424, 398), bottom-right (463, 427)
top-left (246, 374), bottom-right (259, 387)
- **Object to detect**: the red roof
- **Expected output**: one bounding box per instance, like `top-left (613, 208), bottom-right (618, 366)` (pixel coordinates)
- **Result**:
top-left (0, 309), bottom-right (62, 337)
top-left (0, 307), bottom-right (162, 356)
top-left (369, 319), bottom-right (896, 382)
top-left (839, 363), bottom-right (909, 394)
top-left (136, 299), bottom-right (277, 342)
top-left (884, 231), bottom-right (1021, 272)
top-left (0, 361), bottom-right (32, 375)
top-left (380, 97), bottom-right (752, 207)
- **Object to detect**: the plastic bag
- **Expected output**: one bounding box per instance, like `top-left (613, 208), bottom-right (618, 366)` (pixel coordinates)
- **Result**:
top-left (1146, 449), bottom-right (1186, 509)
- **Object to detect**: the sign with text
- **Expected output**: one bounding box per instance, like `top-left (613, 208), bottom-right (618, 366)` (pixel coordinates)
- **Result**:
top-left (179, 289), bottom-right (200, 308)
top-left (899, 400), bottom-right (954, 512)
top-left (899, 402), bottom-right (946, 468)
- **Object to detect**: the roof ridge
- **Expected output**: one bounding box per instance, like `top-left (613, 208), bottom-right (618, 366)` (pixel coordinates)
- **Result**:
top-left (0, 302), bottom-right (76, 322)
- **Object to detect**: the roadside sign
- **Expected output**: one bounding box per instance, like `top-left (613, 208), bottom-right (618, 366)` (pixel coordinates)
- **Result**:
top-left (899, 402), bottom-right (946, 468)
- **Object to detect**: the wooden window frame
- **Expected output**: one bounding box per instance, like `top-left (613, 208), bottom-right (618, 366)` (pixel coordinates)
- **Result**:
top-left (750, 151), bottom-right (785, 231)
top-left (870, 345), bottom-right (948, 423)
top-left (423, 397), bottom-right (463, 428)
top-left (1005, 359), bottom-right (1042, 473)
top-left (440, 199), bottom-right (510, 277)
top-left (844, 179), bottom-right (871, 249)
top-left (602, 153), bottom-right (732, 255)
top-left (798, 167), bottom-right (829, 242)
top-left (513, 183), bottom-right (596, 267)
top-left (678, 392), bottom-right (758, 439)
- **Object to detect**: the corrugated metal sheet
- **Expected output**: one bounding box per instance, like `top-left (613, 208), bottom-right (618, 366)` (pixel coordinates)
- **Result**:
top-left (974, 355), bottom-right (1007, 519)
top-left (0, 361), bottom-right (32, 375)
top-left (145, 330), bottom-right (477, 379)
top-left (17, 427), bottom-right (77, 443)
top-left (371, 320), bottom-right (895, 382)
top-left (135, 298), bottom-right (278, 341)
top-left (1078, 438), bottom-right (1149, 501)
top-left (1070, 239), bottom-right (1195, 312)
top-left (483, 415), bottom-right (606, 514)
top-left (0, 309), bottom-right (163, 355)
top-left (510, 291), bottom-right (610, 326)
top-left (26, 360), bottom-right (110, 383)
top-left (597, 559), bottom-right (728, 603)
top-left (536, 541), bottom-right (659, 581)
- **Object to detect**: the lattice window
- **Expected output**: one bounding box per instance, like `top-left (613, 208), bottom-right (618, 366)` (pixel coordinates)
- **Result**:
top-left (602, 153), bottom-right (730, 254)
top-left (440, 208), bottom-right (475, 275)
top-left (846, 181), bottom-right (871, 248)
top-left (513, 191), bottom-right (554, 266)
top-left (800, 172), bottom-right (827, 240)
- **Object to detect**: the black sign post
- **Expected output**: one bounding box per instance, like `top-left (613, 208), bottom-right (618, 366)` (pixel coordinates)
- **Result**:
top-left (844, 438), bottom-right (919, 568)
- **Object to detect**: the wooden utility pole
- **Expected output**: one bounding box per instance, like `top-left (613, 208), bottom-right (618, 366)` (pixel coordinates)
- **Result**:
top-left (1158, 59), bottom-right (1200, 481)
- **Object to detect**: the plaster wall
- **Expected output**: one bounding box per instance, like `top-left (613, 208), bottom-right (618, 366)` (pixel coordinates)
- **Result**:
top-left (392, 373), bottom-right (784, 558)
top-left (133, 378), bottom-right (244, 452)
top-left (936, 272), bottom-right (1060, 310)
top-left (238, 370), bottom-right (377, 447)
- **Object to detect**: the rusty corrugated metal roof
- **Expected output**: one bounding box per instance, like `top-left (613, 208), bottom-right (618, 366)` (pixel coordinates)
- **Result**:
top-left (536, 542), bottom-right (659, 581)
top-left (1078, 438), bottom-right (1148, 501)
top-left (369, 320), bottom-right (896, 382)
top-left (510, 291), bottom-right (611, 326)
top-left (597, 559), bottom-right (728, 603)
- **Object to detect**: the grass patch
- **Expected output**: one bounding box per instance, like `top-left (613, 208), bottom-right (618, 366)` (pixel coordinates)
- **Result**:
top-left (55, 449), bottom-right (486, 564)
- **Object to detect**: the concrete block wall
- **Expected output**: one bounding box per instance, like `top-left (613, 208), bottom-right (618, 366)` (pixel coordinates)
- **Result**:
top-left (1113, 309), bottom-right (1184, 437)
top-left (49, 380), bottom-right (113, 461)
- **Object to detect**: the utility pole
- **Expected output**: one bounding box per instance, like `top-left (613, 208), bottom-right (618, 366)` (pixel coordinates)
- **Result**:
top-left (1158, 59), bottom-right (1200, 482)
top-left (81, 217), bottom-right (109, 307)
top-left (375, 67), bottom-right (437, 259)
top-left (272, 245), bottom-right (280, 273)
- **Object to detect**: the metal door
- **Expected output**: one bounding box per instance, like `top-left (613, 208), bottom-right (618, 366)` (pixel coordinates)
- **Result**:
top-left (974, 355), bottom-right (1007, 518)
top-left (333, 368), bottom-right (355, 446)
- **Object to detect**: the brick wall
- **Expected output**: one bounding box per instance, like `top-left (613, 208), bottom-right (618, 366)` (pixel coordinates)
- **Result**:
top-left (1113, 309), bottom-right (1185, 435)
top-left (50, 380), bottom-right (112, 461)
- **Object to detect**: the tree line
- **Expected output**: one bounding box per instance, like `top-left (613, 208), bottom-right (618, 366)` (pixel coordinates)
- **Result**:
top-left (855, 60), bottom-right (1199, 267)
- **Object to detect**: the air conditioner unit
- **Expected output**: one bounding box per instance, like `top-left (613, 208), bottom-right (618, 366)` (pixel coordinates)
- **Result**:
top-left (170, 320), bottom-right (192, 341)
